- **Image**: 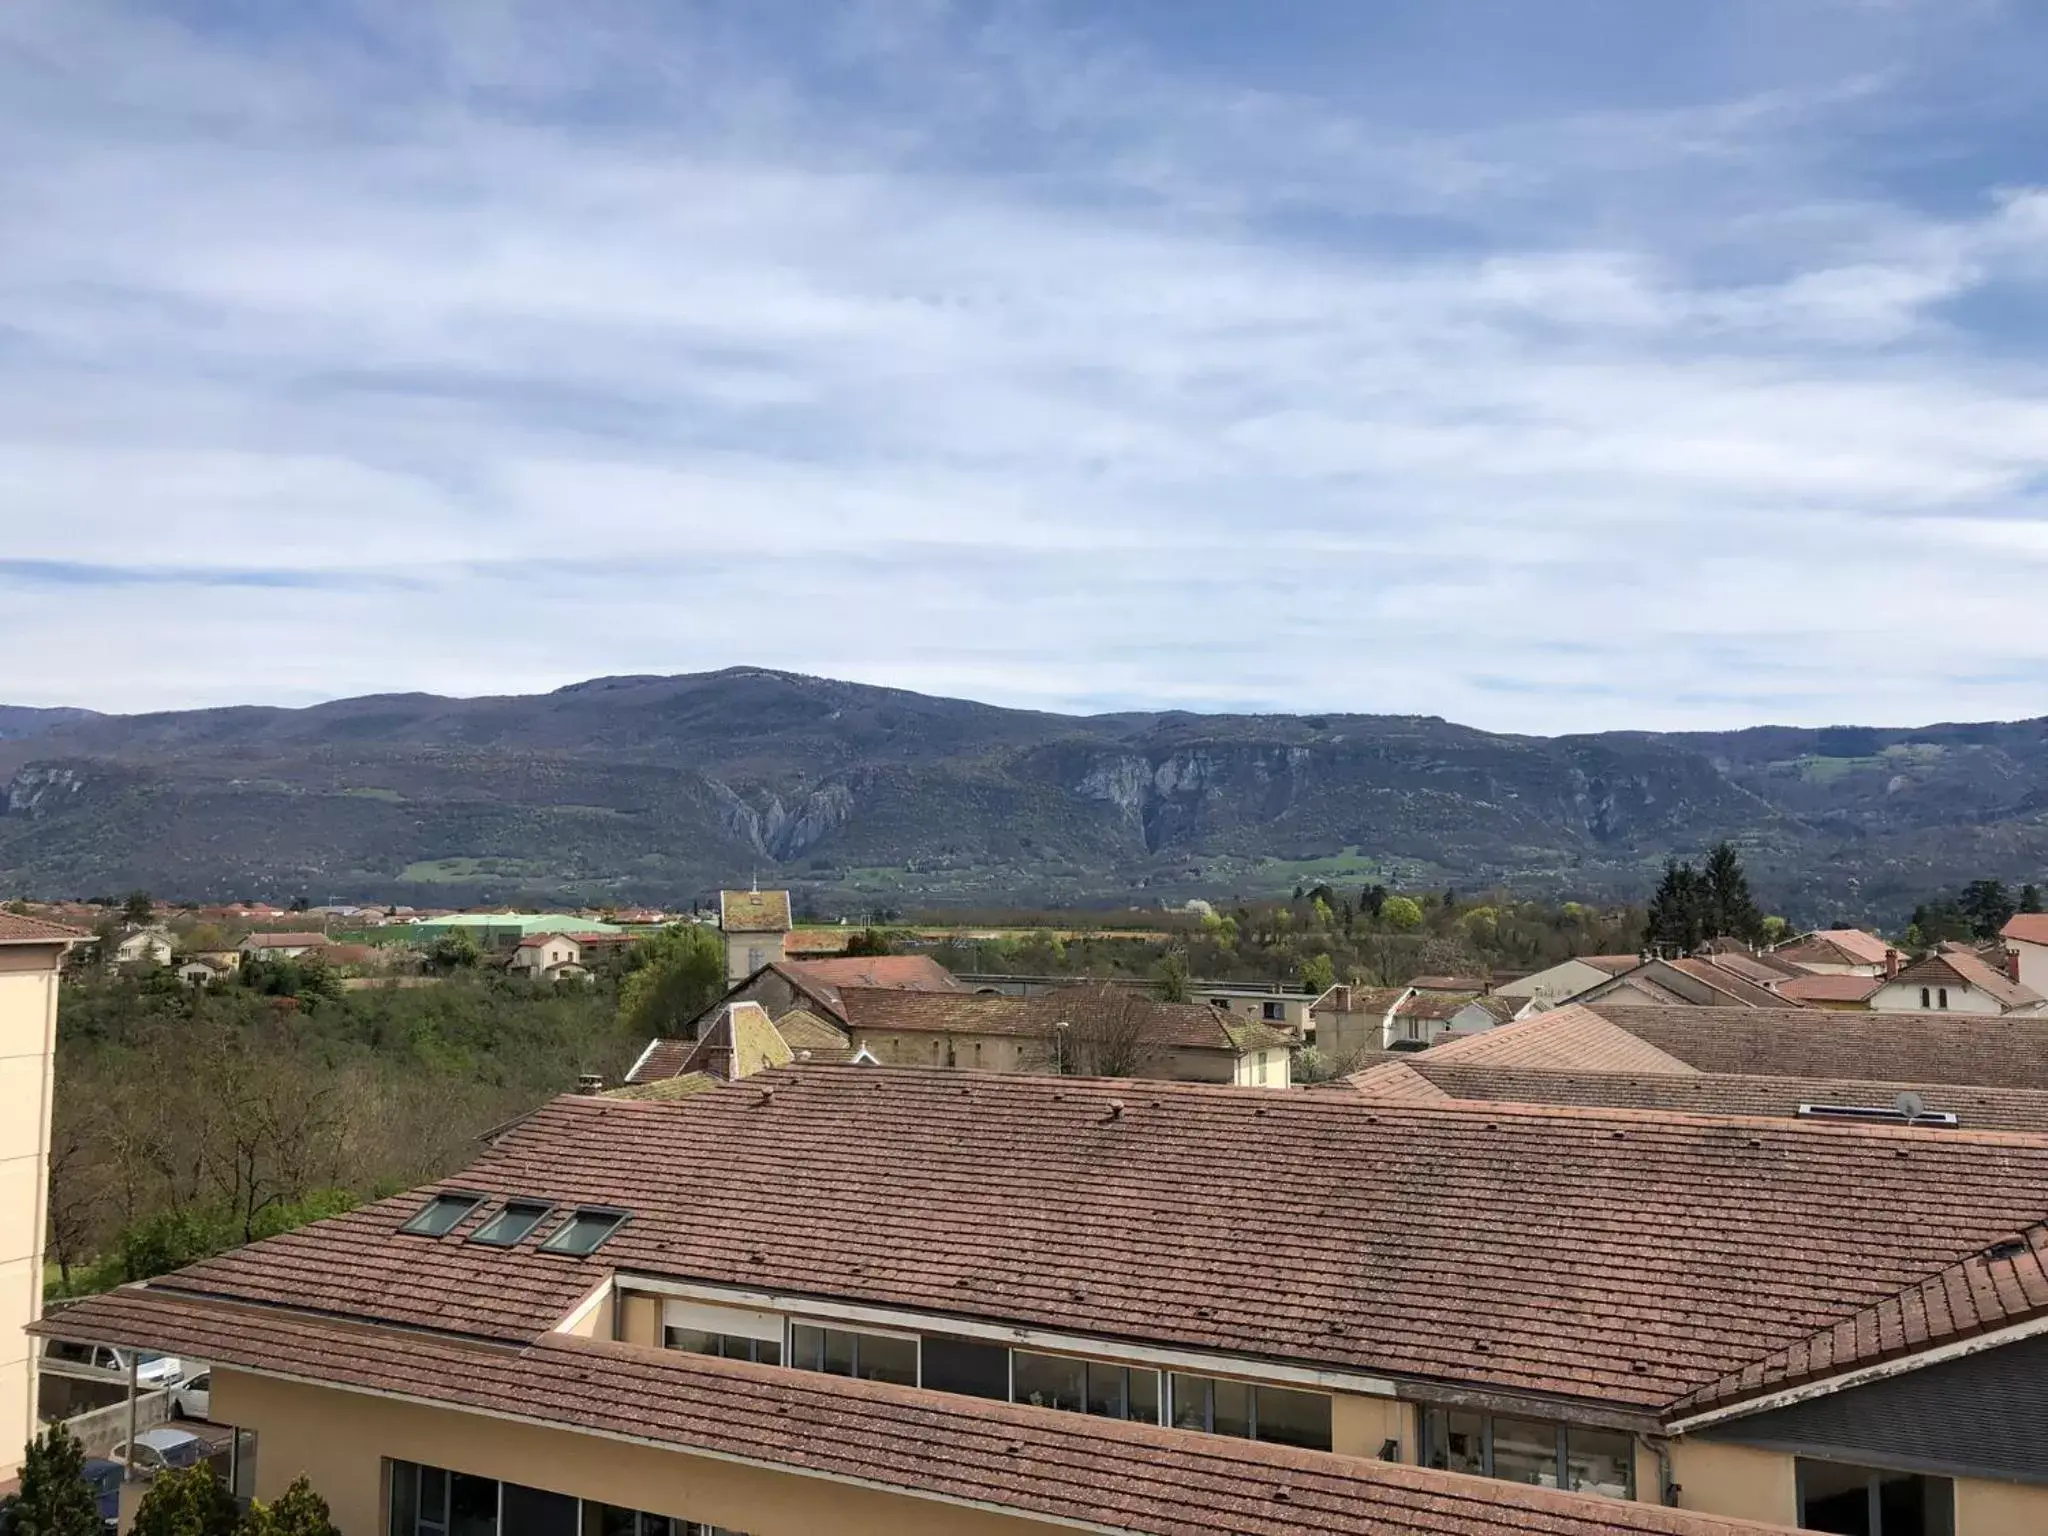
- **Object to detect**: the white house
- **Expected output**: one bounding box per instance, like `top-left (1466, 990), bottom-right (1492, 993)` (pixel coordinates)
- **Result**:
top-left (238, 931), bottom-right (328, 961)
top-left (109, 928), bottom-right (173, 967)
top-left (1492, 955), bottom-right (1640, 1010)
top-left (1868, 947), bottom-right (2048, 1017)
top-left (508, 932), bottom-right (588, 981)
top-left (2003, 914), bottom-right (2048, 993)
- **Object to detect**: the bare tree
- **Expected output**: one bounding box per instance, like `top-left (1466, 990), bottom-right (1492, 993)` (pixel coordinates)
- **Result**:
top-left (1037, 985), bottom-right (1152, 1078)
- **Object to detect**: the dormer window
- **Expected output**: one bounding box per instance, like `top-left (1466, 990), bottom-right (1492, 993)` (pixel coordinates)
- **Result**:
top-left (540, 1207), bottom-right (630, 1255)
top-left (399, 1192), bottom-right (484, 1237)
top-left (469, 1200), bottom-right (553, 1247)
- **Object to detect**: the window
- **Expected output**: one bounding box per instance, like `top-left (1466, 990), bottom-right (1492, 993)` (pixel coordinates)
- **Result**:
top-left (1797, 1459), bottom-right (1954, 1535)
top-left (1168, 1375), bottom-right (1331, 1451)
top-left (1919, 987), bottom-right (1930, 1008)
top-left (1421, 1411), bottom-right (1633, 1501)
top-left (746, 946), bottom-right (764, 971)
top-left (664, 1328), bottom-right (780, 1367)
top-left (401, 1193), bottom-right (484, 1237)
top-left (1262, 1001), bottom-right (1285, 1021)
top-left (471, 1201), bottom-right (552, 1247)
top-left (539, 1207), bottom-right (629, 1255)
top-left (789, 1324), bottom-right (917, 1386)
top-left (396, 1469), bottom-right (751, 1536)
top-left (919, 1335), bottom-right (1009, 1401)
top-left (1938, 987), bottom-right (1949, 1009)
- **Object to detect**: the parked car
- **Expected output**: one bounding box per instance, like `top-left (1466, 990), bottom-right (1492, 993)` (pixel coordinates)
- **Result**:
top-left (42, 1340), bottom-right (187, 1388)
top-left (81, 1457), bottom-right (124, 1531)
top-left (170, 1371), bottom-right (210, 1422)
top-left (109, 1427), bottom-right (210, 1478)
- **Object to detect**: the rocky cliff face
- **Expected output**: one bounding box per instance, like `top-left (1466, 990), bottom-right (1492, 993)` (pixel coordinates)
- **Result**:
top-left (5, 667), bottom-right (2048, 917)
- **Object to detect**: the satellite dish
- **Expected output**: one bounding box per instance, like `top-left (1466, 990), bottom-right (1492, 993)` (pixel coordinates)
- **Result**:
top-left (1895, 1090), bottom-right (1927, 1122)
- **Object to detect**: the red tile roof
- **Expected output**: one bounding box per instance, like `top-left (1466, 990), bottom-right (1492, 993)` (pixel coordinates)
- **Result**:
top-left (1405, 975), bottom-right (1488, 993)
top-left (1809, 928), bottom-right (1893, 966)
top-left (1889, 948), bottom-right (2042, 1011)
top-left (1674, 1224), bottom-right (2048, 1421)
top-left (241, 931), bottom-right (329, 949)
top-left (1771, 974), bottom-right (1881, 1005)
top-left (1586, 1004), bottom-right (2048, 1088)
top-left (1662, 958), bottom-right (1797, 1009)
top-left (137, 1070), bottom-right (2048, 1414)
top-left (0, 911), bottom-right (88, 944)
top-left (785, 955), bottom-right (964, 993)
top-left (625, 1039), bottom-right (694, 1084)
top-left (1391, 993), bottom-right (1479, 1022)
top-left (1368, 1063), bottom-right (2048, 1135)
top-left (1417, 1008), bottom-right (1698, 1075)
top-left (837, 986), bottom-right (1259, 1052)
top-left (35, 1289), bottom-right (1779, 1536)
top-left (2003, 914), bottom-right (2048, 946)
top-left (719, 890), bottom-right (792, 934)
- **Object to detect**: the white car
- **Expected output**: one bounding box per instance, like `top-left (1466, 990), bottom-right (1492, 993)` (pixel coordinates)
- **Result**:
top-left (42, 1340), bottom-right (187, 1389)
top-left (169, 1371), bottom-right (210, 1422)
top-left (109, 1427), bottom-right (210, 1478)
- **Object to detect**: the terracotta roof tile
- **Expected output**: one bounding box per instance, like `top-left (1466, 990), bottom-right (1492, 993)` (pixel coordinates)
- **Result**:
top-left (719, 890), bottom-right (792, 934)
top-left (241, 931), bottom-right (330, 948)
top-left (1809, 929), bottom-right (1894, 966)
top-left (149, 1070), bottom-right (2048, 1413)
top-left (0, 911), bottom-right (88, 943)
top-left (1418, 1008), bottom-right (1699, 1076)
top-left (603, 1073), bottom-right (721, 1103)
top-left (36, 1289), bottom-right (1780, 1536)
top-left (2003, 914), bottom-right (2048, 946)
top-left (1377, 1063), bottom-right (2048, 1135)
top-left (840, 986), bottom-right (1250, 1052)
top-left (785, 956), bottom-right (964, 992)
top-left (1585, 1005), bottom-right (2048, 1088)
top-left (1771, 974), bottom-right (1881, 1005)
top-left (1890, 949), bottom-right (2043, 1010)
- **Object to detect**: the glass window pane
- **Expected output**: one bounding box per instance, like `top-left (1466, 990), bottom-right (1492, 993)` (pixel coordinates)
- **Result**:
top-left (855, 1332), bottom-right (917, 1387)
top-left (1424, 1410), bottom-right (1486, 1475)
top-left (421, 1468), bottom-right (449, 1533)
top-left (472, 1203), bottom-right (551, 1247)
top-left (1799, 1461), bottom-right (1873, 1536)
top-left (1565, 1428), bottom-right (1634, 1501)
top-left (1879, 1472), bottom-right (1952, 1536)
top-left (1169, 1374), bottom-right (1208, 1431)
top-left (541, 1208), bottom-right (627, 1255)
top-left (1253, 1387), bottom-right (1331, 1451)
top-left (1128, 1368), bottom-right (1160, 1425)
top-left (1212, 1378), bottom-right (1253, 1440)
top-left (1085, 1362), bottom-right (1127, 1420)
top-left (585, 1507), bottom-right (635, 1536)
top-left (501, 1485), bottom-right (576, 1536)
top-left (636, 1517), bottom-right (674, 1536)
top-left (755, 1337), bottom-right (780, 1368)
top-left (403, 1194), bottom-right (482, 1237)
top-left (1490, 1419), bottom-right (1560, 1489)
top-left (448, 1474), bottom-right (498, 1536)
top-left (920, 1336), bottom-right (1009, 1400)
top-left (1013, 1352), bottom-right (1086, 1413)
top-left (664, 1328), bottom-right (718, 1358)
top-left (389, 1462), bottom-right (420, 1536)
top-left (791, 1325), bottom-right (825, 1372)
top-left (822, 1328), bottom-right (856, 1377)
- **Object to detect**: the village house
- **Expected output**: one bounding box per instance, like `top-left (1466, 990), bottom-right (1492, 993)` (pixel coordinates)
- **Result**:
top-left (2003, 913), bottom-right (2048, 992)
top-left (1563, 954), bottom-right (1801, 1010)
top-left (1491, 955), bottom-right (1642, 1010)
top-left (1199, 985), bottom-right (1313, 1037)
top-left (108, 926), bottom-right (173, 967)
top-left (1767, 928), bottom-right (1894, 977)
top-left (1868, 946), bottom-right (2048, 1016)
top-left (176, 959), bottom-right (224, 987)
top-left (0, 912), bottom-right (85, 1481)
top-left (717, 889), bottom-right (792, 982)
top-left (39, 1065), bottom-right (2048, 1534)
top-left (238, 930), bottom-right (331, 961)
top-left (1308, 985), bottom-right (1414, 1063)
top-left (506, 933), bottom-right (589, 982)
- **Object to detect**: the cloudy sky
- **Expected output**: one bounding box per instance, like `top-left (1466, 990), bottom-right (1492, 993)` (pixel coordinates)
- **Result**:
top-left (6, 1), bottom-right (2048, 732)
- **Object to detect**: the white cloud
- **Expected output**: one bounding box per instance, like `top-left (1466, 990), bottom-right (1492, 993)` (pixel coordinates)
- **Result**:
top-left (4, 1), bottom-right (2048, 732)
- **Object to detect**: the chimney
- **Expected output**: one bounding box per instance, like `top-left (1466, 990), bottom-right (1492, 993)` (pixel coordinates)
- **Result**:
top-left (1333, 984), bottom-right (1352, 1013)
top-left (1885, 948), bottom-right (1901, 981)
top-left (576, 1072), bottom-right (605, 1095)
top-left (2009, 948), bottom-right (2023, 985)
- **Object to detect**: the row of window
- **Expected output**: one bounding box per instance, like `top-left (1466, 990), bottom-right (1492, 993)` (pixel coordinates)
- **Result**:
top-left (1422, 1409), bottom-right (1634, 1501)
top-left (389, 1461), bottom-right (745, 1536)
top-left (400, 1193), bottom-right (628, 1255)
top-left (663, 1313), bottom-right (1332, 1451)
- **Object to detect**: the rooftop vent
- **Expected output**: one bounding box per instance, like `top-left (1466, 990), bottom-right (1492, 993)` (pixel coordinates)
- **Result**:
top-left (1797, 1096), bottom-right (1958, 1128)
top-left (576, 1073), bottom-right (605, 1095)
top-left (1987, 1237), bottom-right (2031, 1262)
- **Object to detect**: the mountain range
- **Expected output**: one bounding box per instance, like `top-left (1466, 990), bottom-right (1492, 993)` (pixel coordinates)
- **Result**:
top-left (5, 669), bottom-right (2048, 921)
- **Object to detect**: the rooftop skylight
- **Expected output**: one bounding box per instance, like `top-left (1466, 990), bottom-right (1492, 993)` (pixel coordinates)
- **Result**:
top-left (539, 1206), bottom-right (630, 1256)
top-left (469, 1199), bottom-right (553, 1247)
top-left (399, 1191), bottom-right (484, 1237)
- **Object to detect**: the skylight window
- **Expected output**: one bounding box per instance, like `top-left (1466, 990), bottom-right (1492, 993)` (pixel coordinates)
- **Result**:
top-left (399, 1192), bottom-right (484, 1237)
top-left (469, 1200), bottom-right (553, 1247)
top-left (539, 1207), bottom-right (630, 1256)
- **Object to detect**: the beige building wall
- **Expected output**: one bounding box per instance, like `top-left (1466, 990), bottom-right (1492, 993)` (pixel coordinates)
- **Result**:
top-left (1665, 1440), bottom-right (1796, 1525)
top-left (725, 931), bottom-right (787, 983)
top-left (214, 1370), bottom-right (1069, 1536)
top-left (1956, 1476), bottom-right (2048, 1533)
top-left (0, 941), bottom-right (66, 1481)
top-left (1869, 979), bottom-right (2006, 1015)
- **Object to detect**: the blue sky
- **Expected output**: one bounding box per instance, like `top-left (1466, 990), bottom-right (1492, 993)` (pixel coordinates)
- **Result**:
top-left (7, 1), bottom-right (2048, 731)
